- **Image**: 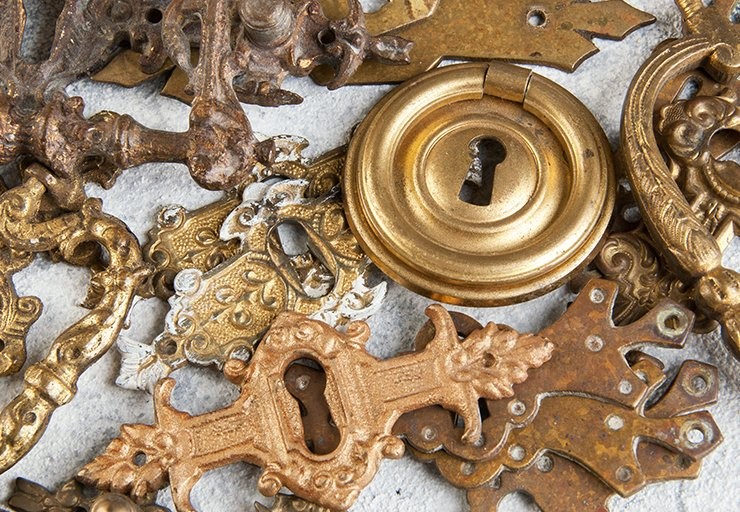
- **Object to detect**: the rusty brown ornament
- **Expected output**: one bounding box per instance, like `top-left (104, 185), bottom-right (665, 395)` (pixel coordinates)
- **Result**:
top-left (0, 0), bottom-right (408, 199)
top-left (621, 0), bottom-right (740, 357)
top-left (317, 0), bottom-right (655, 84)
top-left (79, 306), bottom-right (553, 510)
top-left (396, 280), bottom-right (695, 461)
top-left (8, 478), bottom-right (167, 512)
top-left (409, 351), bottom-right (721, 503)
top-left (0, 170), bottom-right (149, 474)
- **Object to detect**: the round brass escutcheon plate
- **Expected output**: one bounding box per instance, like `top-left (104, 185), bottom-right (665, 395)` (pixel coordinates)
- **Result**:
top-left (344, 62), bottom-right (615, 306)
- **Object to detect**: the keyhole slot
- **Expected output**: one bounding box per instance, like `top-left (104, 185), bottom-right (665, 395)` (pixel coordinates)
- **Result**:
top-left (458, 137), bottom-right (507, 206)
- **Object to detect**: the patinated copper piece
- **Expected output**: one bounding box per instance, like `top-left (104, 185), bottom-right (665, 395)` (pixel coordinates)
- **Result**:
top-left (8, 478), bottom-right (167, 512)
top-left (79, 307), bottom-right (553, 510)
top-left (140, 143), bottom-right (345, 299)
top-left (0, 170), bottom-right (149, 474)
top-left (343, 62), bottom-right (615, 306)
top-left (0, 0), bottom-right (408, 196)
top-left (621, 0), bottom-right (739, 356)
top-left (117, 178), bottom-right (385, 391)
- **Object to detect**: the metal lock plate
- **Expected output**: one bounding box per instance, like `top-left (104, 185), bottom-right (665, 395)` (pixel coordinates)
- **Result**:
top-left (344, 62), bottom-right (615, 305)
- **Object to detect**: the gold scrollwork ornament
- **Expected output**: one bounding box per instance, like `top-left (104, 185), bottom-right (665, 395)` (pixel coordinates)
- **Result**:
top-left (622, 0), bottom-right (739, 357)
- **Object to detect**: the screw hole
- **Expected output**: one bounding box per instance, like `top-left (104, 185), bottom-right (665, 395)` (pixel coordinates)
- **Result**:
top-left (687, 427), bottom-right (706, 444)
top-left (616, 466), bottom-right (633, 482)
top-left (461, 462), bottom-right (476, 476)
top-left (159, 339), bottom-right (178, 356)
top-left (146, 8), bottom-right (163, 24)
top-left (23, 412), bottom-right (36, 425)
top-left (508, 444), bottom-right (526, 462)
top-left (590, 288), bottom-right (606, 304)
top-left (536, 455), bottom-right (553, 473)
top-left (690, 374), bottom-right (709, 394)
top-left (318, 29), bottom-right (337, 45)
top-left (133, 452), bottom-right (147, 466)
top-left (527, 9), bottom-right (547, 27)
top-left (663, 314), bottom-right (682, 330)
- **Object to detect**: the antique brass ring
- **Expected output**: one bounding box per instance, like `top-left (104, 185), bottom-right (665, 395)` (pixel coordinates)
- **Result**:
top-left (344, 62), bottom-right (615, 305)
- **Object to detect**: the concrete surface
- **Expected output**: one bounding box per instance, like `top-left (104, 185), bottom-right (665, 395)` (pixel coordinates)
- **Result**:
top-left (0, 1), bottom-right (738, 511)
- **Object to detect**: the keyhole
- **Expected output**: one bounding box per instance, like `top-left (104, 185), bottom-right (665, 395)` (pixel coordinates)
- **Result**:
top-left (458, 138), bottom-right (507, 206)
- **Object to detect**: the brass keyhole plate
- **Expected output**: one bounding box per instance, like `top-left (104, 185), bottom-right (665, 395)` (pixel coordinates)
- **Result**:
top-left (344, 62), bottom-right (615, 306)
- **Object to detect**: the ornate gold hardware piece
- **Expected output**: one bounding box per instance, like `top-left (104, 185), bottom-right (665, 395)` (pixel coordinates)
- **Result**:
top-left (0, 170), bottom-right (149, 474)
top-left (318, 0), bottom-right (655, 84)
top-left (344, 62), bottom-right (615, 306)
top-left (8, 478), bottom-right (167, 512)
top-left (0, 0), bottom-right (408, 196)
top-left (140, 141), bottom-right (345, 299)
top-left (79, 306), bottom-right (553, 510)
top-left (117, 177), bottom-right (385, 391)
top-left (621, 0), bottom-right (739, 356)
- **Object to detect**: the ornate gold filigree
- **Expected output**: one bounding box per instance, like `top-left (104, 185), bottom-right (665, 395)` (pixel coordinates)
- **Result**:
top-left (8, 478), bottom-right (167, 512)
top-left (0, 169), bottom-right (149, 474)
top-left (621, 0), bottom-right (740, 356)
top-left (0, 246), bottom-right (42, 376)
top-left (117, 178), bottom-right (385, 391)
top-left (79, 307), bottom-right (553, 510)
top-left (140, 142), bottom-right (345, 299)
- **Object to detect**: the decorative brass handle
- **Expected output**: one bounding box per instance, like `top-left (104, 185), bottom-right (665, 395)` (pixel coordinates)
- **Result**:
top-left (621, 0), bottom-right (739, 357)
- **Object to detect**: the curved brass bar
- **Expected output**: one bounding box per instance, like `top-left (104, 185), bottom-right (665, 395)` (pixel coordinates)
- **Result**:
top-left (621, 9), bottom-right (739, 357)
top-left (0, 176), bottom-right (148, 473)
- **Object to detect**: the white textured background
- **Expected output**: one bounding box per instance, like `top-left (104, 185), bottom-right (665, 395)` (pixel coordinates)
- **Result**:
top-left (1, 1), bottom-right (738, 511)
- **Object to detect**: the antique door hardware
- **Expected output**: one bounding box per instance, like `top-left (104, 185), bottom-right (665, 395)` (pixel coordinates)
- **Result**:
top-left (343, 62), bottom-right (614, 306)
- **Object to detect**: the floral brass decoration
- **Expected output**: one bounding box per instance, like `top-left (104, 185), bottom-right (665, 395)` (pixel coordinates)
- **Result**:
top-left (117, 178), bottom-right (385, 391)
top-left (79, 306), bottom-right (553, 510)
top-left (0, 169), bottom-right (149, 474)
top-left (317, 0), bottom-right (655, 84)
top-left (8, 478), bottom-right (167, 512)
top-left (0, 0), bottom-right (409, 196)
top-left (621, 0), bottom-right (739, 357)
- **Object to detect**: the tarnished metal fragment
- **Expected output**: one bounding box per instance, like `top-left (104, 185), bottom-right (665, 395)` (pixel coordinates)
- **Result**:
top-left (317, 0), bottom-right (655, 83)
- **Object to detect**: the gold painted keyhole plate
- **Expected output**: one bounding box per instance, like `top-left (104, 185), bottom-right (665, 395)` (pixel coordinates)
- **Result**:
top-left (344, 62), bottom-right (615, 305)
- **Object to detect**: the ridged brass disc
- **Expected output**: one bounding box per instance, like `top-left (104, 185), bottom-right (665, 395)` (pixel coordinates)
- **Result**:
top-left (344, 62), bottom-right (615, 306)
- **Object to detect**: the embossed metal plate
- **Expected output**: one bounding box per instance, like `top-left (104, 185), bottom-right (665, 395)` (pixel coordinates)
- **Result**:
top-left (344, 62), bottom-right (615, 305)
